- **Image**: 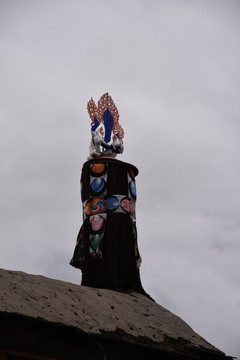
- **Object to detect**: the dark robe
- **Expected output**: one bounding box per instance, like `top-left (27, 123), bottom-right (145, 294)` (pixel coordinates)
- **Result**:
top-left (70, 157), bottom-right (146, 295)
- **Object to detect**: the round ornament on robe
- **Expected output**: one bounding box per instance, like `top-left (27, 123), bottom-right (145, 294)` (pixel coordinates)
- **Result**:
top-left (120, 197), bottom-right (130, 212)
top-left (90, 178), bottom-right (106, 195)
top-left (91, 197), bottom-right (107, 215)
top-left (106, 196), bottom-right (119, 212)
top-left (129, 200), bottom-right (136, 218)
top-left (84, 197), bottom-right (106, 216)
top-left (90, 215), bottom-right (105, 233)
top-left (90, 163), bottom-right (107, 177)
top-left (129, 181), bottom-right (137, 200)
top-left (128, 167), bottom-right (136, 180)
top-left (84, 201), bottom-right (92, 216)
top-left (90, 233), bottom-right (102, 251)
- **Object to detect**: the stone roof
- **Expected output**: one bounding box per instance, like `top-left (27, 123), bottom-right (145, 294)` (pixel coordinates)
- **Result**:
top-left (0, 268), bottom-right (230, 359)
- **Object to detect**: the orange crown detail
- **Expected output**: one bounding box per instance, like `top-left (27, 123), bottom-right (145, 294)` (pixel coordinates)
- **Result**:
top-left (87, 93), bottom-right (124, 141)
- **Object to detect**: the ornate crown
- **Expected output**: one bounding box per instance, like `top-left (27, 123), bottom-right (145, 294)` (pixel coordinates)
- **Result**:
top-left (87, 93), bottom-right (124, 159)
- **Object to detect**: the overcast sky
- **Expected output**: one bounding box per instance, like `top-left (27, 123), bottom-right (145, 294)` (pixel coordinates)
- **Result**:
top-left (1, 0), bottom-right (240, 357)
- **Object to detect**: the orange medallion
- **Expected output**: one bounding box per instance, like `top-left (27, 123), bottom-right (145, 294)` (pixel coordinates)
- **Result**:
top-left (91, 163), bottom-right (105, 174)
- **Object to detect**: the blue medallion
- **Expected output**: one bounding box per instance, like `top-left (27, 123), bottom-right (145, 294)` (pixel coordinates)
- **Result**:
top-left (106, 196), bottom-right (119, 211)
top-left (91, 178), bottom-right (106, 194)
top-left (129, 181), bottom-right (136, 199)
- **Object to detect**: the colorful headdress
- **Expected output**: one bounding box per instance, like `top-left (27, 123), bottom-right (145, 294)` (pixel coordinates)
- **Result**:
top-left (87, 93), bottom-right (124, 159)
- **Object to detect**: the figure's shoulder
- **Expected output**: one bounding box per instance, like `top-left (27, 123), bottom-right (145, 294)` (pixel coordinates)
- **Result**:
top-left (82, 157), bottom-right (139, 176)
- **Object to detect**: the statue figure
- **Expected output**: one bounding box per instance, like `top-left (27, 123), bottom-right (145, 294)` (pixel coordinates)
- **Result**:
top-left (87, 93), bottom-right (124, 159)
top-left (70, 93), bottom-right (146, 295)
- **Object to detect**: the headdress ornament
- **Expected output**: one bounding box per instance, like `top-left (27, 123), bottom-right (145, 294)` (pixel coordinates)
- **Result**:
top-left (87, 93), bottom-right (124, 159)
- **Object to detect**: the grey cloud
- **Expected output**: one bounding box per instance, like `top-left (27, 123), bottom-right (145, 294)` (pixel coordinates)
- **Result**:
top-left (0, 0), bottom-right (240, 357)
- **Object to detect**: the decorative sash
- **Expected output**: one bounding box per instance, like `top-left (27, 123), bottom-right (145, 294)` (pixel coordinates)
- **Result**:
top-left (83, 194), bottom-right (136, 220)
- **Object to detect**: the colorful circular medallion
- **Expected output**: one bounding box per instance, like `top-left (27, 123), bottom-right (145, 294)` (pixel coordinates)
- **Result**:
top-left (90, 234), bottom-right (102, 251)
top-left (90, 178), bottom-right (106, 195)
top-left (91, 215), bottom-right (105, 232)
top-left (129, 200), bottom-right (136, 218)
top-left (129, 167), bottom-right (135, 179)
top-left (120, 197), bottom-right (130, 212)
top-left (106, 196), bottom-right (119, 211)
top-left (85, 201), bottom-right (92, 216)
top-left (90, 163), bottom-right (107, 177)
top-left (91, 197), bottom-right (106, 215)
top-left (129, 181), bottom-right (137, 200)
